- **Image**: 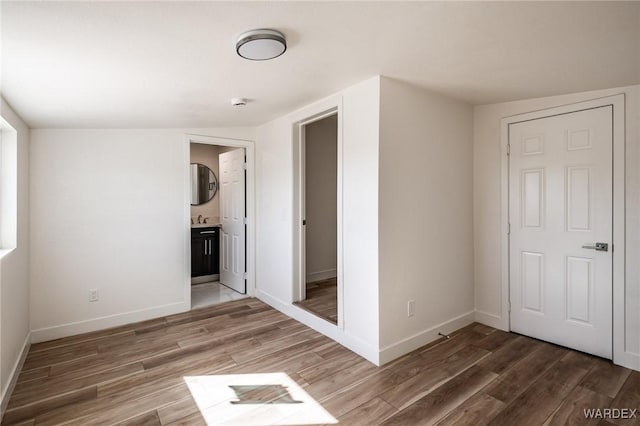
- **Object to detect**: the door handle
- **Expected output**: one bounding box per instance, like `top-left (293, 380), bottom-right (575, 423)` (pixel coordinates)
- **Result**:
top-left (582, 242), bottom-right (609, 252)
top-left (204, 241), bottom-right (208, 256)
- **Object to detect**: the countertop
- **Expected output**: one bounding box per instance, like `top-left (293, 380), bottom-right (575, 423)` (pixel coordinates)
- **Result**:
top-left (191, 223), bottom-right (221, 228)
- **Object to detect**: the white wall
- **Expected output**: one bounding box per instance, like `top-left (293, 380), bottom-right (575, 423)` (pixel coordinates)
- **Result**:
top-left (0, 98), bottom-right (30, 413)
top-left (340, 77), bottom-right (381, 352)
top-left (304, 115), bottom-right (337, 281)
top-left (378, 78), bottom-right (474, 362)
top-left (29, 127), bottom-right (254, 342)
top-left (255, 115), bottom-right (295, 304)
top-left (474, 85), bottom-right (640, 368)
top-left (256, 76), bottom-right (381, 362)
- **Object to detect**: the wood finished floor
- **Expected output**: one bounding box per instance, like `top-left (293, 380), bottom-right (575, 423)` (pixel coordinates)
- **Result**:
top-left (295, 278), bottom-right (337, 324)
top-left (3, 298), bottom-right (639, 425)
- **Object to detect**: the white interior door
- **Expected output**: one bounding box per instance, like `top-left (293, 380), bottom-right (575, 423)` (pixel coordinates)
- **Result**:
top-left (219, 148), bottom-right (246, 294)
top-left (509, 106), bottom-right (613, 359)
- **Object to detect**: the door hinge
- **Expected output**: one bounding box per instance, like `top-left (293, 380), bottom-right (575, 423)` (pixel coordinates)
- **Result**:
top-left (243, 217), bottom-right (248, 225)
top-left (506, 144), bottom-right (511, 156)
top-left (507, 223), bottom-right (511, 235)
top-left (243, 272), bottom-right (248, 280)
top-left (508, 301), bottom-right (511, 313)
top-left (243, 162), bottom-right (248, 170)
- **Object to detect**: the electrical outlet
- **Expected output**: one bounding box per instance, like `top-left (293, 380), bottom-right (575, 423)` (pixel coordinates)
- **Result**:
top-left (89, 289), bottom-right (99, 302)
top-left (407, 300), bottom-right (415, 317)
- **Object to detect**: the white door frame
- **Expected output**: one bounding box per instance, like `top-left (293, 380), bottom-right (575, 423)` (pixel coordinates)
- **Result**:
top-left (500, 94), bottom-right (625, 365)
top-left (183, 134), bottom-right (256, 306)
top-left (292, 95), bottom-right (344, 329)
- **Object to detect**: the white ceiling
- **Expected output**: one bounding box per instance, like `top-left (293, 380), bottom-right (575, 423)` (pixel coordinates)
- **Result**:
top-left (2, 1), bottom-right (639, 128)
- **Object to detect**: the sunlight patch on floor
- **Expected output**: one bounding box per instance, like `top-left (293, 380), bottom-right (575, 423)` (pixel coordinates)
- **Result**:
top-left (184, 372), bottom-right (338, 425)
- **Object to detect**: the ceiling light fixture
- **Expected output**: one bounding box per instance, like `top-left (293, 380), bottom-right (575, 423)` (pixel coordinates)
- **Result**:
top-left (236, 29), bottom-right (287, 61)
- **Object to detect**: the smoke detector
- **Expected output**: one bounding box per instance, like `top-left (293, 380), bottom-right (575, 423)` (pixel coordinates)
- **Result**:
top-left (230, 98), bottom-right (248, 107)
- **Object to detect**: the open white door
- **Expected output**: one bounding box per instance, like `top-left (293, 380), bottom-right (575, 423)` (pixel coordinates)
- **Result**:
top-left (509, 106), bottom-right (613, 359)
top-left (219, 148), bottom-right (246, 294)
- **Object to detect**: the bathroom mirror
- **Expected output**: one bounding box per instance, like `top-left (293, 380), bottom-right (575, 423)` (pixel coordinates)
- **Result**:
top-left (190, 163), bottom-right (218, 205)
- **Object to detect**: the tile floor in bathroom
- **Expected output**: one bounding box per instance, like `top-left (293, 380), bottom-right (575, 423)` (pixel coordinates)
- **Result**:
top-left (191, 281), bottom-right (248, 309)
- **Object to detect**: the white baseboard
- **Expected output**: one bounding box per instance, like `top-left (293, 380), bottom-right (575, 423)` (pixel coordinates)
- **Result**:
top-left (378, 310), bottom-right (475, 365)
top-left (1, 332), bottom-right (30, 421)
top-left (474, 310), bottom-right (506, 330)
top-left (614, 350), bottom-right (640, 372)
top-left (256, 290), bottom-right (380, 365)
top-left (306, 269), bottom-right (337, 283)
top-left (30, 301), bottom-right (190, 343)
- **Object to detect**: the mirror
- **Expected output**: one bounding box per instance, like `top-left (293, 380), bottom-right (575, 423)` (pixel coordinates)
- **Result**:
top-left (190, 163), bottom-right (218, 205)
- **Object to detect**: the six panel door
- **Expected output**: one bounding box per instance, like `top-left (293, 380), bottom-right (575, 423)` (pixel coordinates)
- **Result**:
top-left (219, 148), bottom-right (247, 294)
top-left (509, 106), bottom-right (613, 359)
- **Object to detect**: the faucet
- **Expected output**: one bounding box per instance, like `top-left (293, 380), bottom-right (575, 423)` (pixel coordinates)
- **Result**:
top-left (197, 214), bottom-right (203, 224)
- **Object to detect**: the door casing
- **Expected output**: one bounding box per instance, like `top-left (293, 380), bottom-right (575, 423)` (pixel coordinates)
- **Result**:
top-left (184, 134), bottom-right (256, 306)
top-left (292, 95), bottom-right (344, 329)
top-left (500, 94), bottom-right (625, 365)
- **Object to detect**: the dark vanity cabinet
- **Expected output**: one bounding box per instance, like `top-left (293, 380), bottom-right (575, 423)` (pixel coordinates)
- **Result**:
top-left (191, 226), bottom-right (220, 277)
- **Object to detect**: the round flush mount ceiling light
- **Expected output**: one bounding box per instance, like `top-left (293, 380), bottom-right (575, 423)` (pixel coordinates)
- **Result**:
top-left (236, 29), bottom-right (287, 61)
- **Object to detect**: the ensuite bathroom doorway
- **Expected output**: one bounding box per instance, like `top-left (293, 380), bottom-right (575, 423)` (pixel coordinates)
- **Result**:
top-left (189, 140), bottom-right (249, 309)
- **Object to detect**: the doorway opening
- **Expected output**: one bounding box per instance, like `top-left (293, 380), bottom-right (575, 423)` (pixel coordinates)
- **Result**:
top-left (186, 136), bottom-right (254, 310)
top-left (293, 110), bottom-right (341, 325)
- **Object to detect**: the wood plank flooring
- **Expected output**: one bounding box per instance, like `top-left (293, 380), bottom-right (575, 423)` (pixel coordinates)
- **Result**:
top-left (294, 278), bottom-right (337, 324)
top-left (2, 299), bottom-right (639, 425)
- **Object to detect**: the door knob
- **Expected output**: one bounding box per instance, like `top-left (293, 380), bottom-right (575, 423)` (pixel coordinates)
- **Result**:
top-left (581, 242), bottom-right (609, 252)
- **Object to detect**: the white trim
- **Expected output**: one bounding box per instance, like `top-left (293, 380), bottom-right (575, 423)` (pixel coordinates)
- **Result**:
top-left (474, 310), bottom-right (504, 330)
top-left (611, 96), bottom-right (637, 371)
top-left (500, 117), bottom-right (511, 332)
top-left (306, 269), bottom-right (337, 283)
top-left (0, 248), bottom-right (15, 261)
top-left (500, 94), bottom-right (629, 367)
top-left (294, 123), bottom-right (306, 302)
top-left (378, 311), bottom-right (475, 365)
top-left (30, 301), bottom-right (188, 343)
top-left (257, 290), bottom-right (378, 365)
top-left (0, 332), bottom-right (30, 421)
top-left (0, 117), bottom-right (18, 251)
top-left (292, 95), bottom-right (345, 330)
top-left (184, 134), bottom-right (257, 303)
top-left (183, 135), bottom-right (192, 307)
